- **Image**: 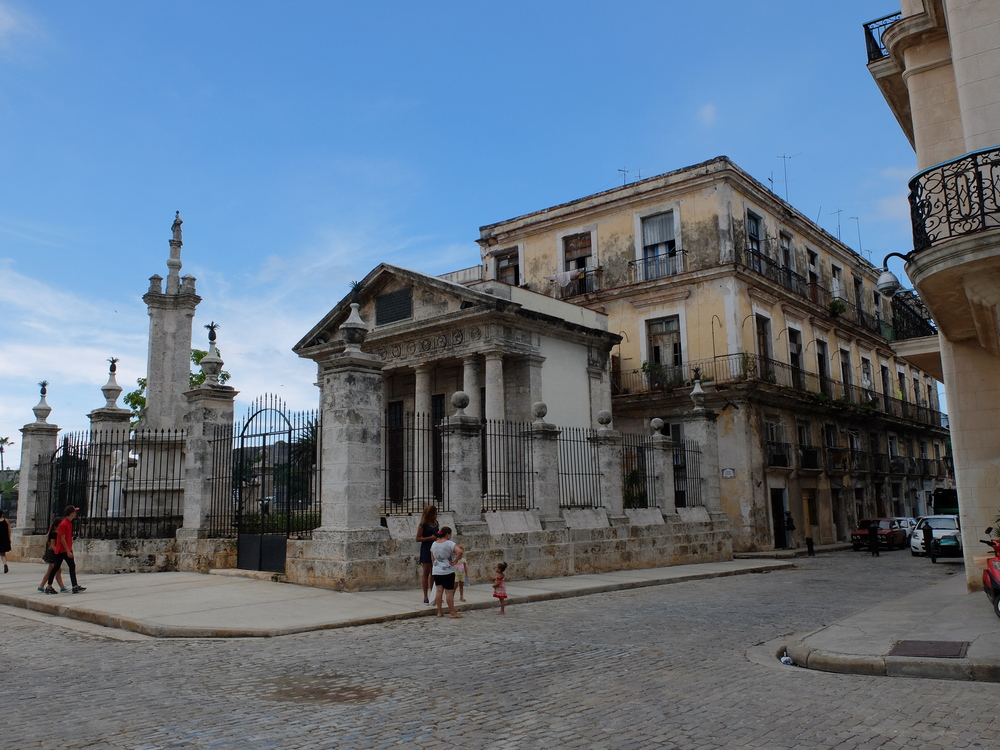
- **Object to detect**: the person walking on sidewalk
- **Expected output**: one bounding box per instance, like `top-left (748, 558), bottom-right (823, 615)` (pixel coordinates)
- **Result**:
top-left (0, 509), bottom-right (11, 573)
top-left (38, 517), bottom-right (67, 593)
top-left (46, 505), bottom-right (85, 594)
top-left (922, 523), bottom-right (937, 564)
top-left (492, 562), bottom-right (508, 615)
top-left (868, 520), bottom-right (881, 557)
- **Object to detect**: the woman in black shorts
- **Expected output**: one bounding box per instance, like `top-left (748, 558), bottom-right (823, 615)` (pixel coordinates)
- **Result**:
top-left (416, 505), bottom-right (439, 604)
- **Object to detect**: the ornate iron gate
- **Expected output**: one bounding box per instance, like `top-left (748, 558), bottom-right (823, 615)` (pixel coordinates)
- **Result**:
top-left (231, 396), bottom-right (319, 573)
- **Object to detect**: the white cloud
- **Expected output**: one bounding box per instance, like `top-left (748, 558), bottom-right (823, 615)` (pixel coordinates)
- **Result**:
top-left (876, 192), bottom-right (910, 221)
top-left (0, 1), bottom-right (42, 56)
top-left (696, 103), bottom-right (717, 126)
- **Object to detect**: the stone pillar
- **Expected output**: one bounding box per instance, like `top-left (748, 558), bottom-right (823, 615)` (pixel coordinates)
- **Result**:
top-left (413, 364), bottom-right (432, 417)
top-left (682, 379), bottom-right (722, 513)
top-left (179, 334), bottom-right (238, 536)
top-left (461, 355), bottom-right (481, 419)
top-left (649, 418), bottom-right (676, 515)
top-left (528, 402), bottom-right (563, 526)
top-left (87, 362), bottom-right (133, 518)
top-left (590, 410), bottom-right (624, 518)
top-left (483, 351), bottom-right (505, 421)
top-left (525, 354), bottom-right (545, 407)
top-left (142, 212), bottom-right (201, 430)
top-left (15, 384), bottom-right (60, 538)
top-left (439, 392), bottom-right (483, 524)
top-left (316, 303), bottom-right (385, 532)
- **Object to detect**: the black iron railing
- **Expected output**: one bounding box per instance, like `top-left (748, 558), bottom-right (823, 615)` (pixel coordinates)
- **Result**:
top-left (765, 441), bottom-right (792, 467)
top-left (39, 429), bottom-right (186, 539)
top-left (673, 440), bottom-right (702, 507)
top-left (864, 13), bottom-right (901, 63)
top-left (910, 146), bottom-right (1000, 251)
top-left (558, 267), bottom-right (600, 298)
top-left (482, 419), bottom-right (534, 511)
top-left (557, 426), bottom-right (603, 509)
top-left (629, 253), bottom-right (685, 282)
top-left (622, 432), bottom-right (658, 509)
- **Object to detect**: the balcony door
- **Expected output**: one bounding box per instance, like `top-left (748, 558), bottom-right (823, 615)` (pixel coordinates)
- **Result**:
top-left (647, 316), bottom-right (682, 387)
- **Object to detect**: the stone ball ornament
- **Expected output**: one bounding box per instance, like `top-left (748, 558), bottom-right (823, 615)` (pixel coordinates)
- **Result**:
top-left (451, 391), bottom-right (470, 410)
top-left (531, 402), bottom-right (548, 421)
top-left (650, 417), bottom-right (664, 434)
top-left (597, 409), bottom-right (612, 427)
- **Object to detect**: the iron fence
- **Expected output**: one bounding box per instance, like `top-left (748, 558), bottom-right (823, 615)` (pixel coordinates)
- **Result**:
top-left (863, 12), bottom-right (901, 62)
top-left (38, 429), bottom-right (185, 539)
top-left (482, 419), bottom-right (534, 512)
top-left (557, 426), bottom-right (603, 509)
top-left (628, 253), bottom-right (685, 282)
top-left (622, 432), bottom-right (657, 509)
top-left (206, 396), bottom-right (320, 538)
top-left (673, 440), bottom-right (702, 507)
top-left (383, 411), bottom-right (449, 516)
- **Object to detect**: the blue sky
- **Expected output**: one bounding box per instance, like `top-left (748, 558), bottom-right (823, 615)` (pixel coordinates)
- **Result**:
top-left (0, 1), bottom-right (919, 463)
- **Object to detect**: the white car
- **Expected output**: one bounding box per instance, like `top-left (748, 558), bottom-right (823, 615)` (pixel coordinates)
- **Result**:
top-left (910, 515), bottom-right (962, 558)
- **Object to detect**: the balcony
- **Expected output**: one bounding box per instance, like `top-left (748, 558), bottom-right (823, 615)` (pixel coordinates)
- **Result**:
top-left (910, 146), bottom-right (1000, 252)
top-left (825, 447), bottom-right (849, 473)
top-left (863, 13), bottom-right (901, 63)
top-left (554, 267), bottom-right (601, 299)
top-left (612, 353), bottom-right (949, 428)
top-left (629, 253), bottom-right (685, 283)
top-left (798, 445), bottom-right (822, 471)
top-left (765, 441), bottom-right (792, 468)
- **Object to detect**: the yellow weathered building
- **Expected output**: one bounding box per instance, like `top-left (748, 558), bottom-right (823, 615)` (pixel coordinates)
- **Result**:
top-left (474, 156), bottom-right (951, 552)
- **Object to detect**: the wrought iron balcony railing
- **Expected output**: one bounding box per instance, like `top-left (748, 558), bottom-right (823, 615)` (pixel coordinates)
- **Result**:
top-left (612, 353), bottom-right (949, 428)
top-left (557, 267), bottom-right (601, 298)
top-left (863, 13), bottom-right (901, 63)
top-left (910, 146), bottom-right (1000, 252)
top-left (765, 441), bottom-right (792, 467)
top-left (629, 253), bottom-right (685, 282)
top-left (798, 445), bottom-right (822, 471)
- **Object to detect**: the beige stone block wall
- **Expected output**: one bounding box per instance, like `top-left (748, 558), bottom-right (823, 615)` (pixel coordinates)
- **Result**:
top-left (946, 0), bottom-right (1000, 152)
top-left (940, 336), bottom-right (1000, 589)
top-left (903, 39), bottom-right (965, 168)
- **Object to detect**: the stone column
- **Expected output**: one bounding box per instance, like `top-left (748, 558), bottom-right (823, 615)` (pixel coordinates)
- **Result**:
top-left (412, 363), bottom-right (433, 502)
top-left (483, 351), bottom-right (507, 501)
top-left (439, 392), bottom-right (483, 524)
top-left (528, 402), bottom-right (563, 526)
top-left (525, 355), bottom-right (545, 408)
top-left (590, 410), bottom-right (624, 518)
top-left (316, 303), bottom-right (385, 532)
top-left (682, 379), bottom-right (722, 513)
top-left (15, 384), bottom-right (60, 538)
top-left (413, 364), bottom-right (432, 417)
top-left (179, 335), bottom-right (238, 536)
top-left (87, 362), bottom-right (133, 518)
top-left (461, 355), bottom-right (481, 419)
top-left (649, 418), bottom-right (676, 515)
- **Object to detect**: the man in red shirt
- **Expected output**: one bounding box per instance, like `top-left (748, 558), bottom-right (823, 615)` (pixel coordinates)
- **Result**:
top-left (45, 505), bottom-right (86, 594)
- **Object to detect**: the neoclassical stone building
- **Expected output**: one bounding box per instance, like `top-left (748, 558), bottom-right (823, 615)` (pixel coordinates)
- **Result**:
top-left (293, 264), bottom-right (620, 429)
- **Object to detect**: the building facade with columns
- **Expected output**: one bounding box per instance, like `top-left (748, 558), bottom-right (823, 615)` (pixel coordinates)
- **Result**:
top-left (466, 156), bottom-right (952, 552)
top-left (293, 264), bottom-right (621, 430)
top-left (863, 1), bottom-right (1000, 587)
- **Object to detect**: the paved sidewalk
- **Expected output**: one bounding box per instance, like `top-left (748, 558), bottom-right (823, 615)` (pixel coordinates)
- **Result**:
top-left (785, 569), bottom-right (1000, 682)
top-left (0, 558), bottom-right (792, 638)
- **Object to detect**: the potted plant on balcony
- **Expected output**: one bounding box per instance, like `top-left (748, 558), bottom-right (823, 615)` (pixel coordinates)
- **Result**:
top-left (829, 299), bottom-right (848, 317)
top-left (641, 361), bottom-right (669, 390)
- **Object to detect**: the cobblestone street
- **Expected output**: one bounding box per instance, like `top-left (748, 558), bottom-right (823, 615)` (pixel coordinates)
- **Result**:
top-left (2, 551), bottom-right (997, 749)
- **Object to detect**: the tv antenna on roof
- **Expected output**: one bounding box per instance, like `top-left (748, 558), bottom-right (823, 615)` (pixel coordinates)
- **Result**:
top-left (618, 167), bottom-right (629, 186)
top-left (828, 208), bottom-right (843, 241)
top-left (777, 153), bottom-right (801, 203)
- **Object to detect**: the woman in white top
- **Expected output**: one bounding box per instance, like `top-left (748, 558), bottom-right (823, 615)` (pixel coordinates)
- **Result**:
top-left (430, 526), bottom-right (464, 619)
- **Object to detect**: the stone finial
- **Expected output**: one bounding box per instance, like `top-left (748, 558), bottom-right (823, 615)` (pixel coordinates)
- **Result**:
top-left (531, 402), bottom-right (548, 423)
top-left (597, 409), bottom-right (612, 427)
top-left (102, 358), bottom-right (123, 408)
top-left (180, 274), bottom-right (197, 295)
top-left (650, 417), bottom-right (664, 435)
top-left (199, 322), bottom-right (224, 386)
top-left (148, 274), bottom-right (163, 294)
top-left (339, 302), bottom-right (368, 352)
top-left (33, 380), bottom-right (52, 423)
top-left (451, 391), bottom-right (470, 417)
top-left (690, 377), bottom-right (707, 411)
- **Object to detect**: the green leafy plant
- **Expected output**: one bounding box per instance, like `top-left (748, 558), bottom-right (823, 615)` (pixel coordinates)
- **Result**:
top-left (829, 299), bottom-right (848, 317)
top-left (124, 349), bottom-right (232, 425)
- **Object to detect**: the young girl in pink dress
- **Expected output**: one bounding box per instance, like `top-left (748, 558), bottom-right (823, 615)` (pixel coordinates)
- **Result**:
top-left (492, 561), bottom-right (508, 614)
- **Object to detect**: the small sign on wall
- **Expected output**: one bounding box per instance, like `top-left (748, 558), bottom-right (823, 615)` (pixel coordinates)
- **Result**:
top-left (722, 468), bottom-right (735, 478)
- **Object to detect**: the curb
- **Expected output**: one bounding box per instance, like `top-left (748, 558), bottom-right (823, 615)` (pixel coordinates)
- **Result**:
top-left (0, 561), bottom-right (795, 639)
top-left (783, 634), bottom-right (1000, 683)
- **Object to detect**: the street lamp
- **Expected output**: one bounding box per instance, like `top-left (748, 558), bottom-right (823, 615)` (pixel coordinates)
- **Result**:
top-left (877, 252), bottom-right (914, 296)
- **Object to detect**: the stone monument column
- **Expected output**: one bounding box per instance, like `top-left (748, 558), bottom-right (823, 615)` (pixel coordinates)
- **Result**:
top-left (142, 212), bottom-right (201, 430)
top-left (15, 383), bottom-right (60, 539)
top-left (483, 351), bottom-right (505, 421)
top-left (648, 418), bottom-right (677, 515)
top-left (682, 377), bottom-right (722, 514)
top-left (180, 324), bottom-right (238, 537)
top-left (590, 410), bottom-right (624, 519)
top-left (528, 402), bottom-right (563, 527)
top-left (439, 392), bottom-right (483, 524)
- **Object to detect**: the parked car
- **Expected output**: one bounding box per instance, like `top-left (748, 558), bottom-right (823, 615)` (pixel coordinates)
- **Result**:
top-left (910, 515), bottom-right (962, 557)
top-left (852, 518), bottom-right (908, 551)
top-left (893, 516), bottom-right (918, 539)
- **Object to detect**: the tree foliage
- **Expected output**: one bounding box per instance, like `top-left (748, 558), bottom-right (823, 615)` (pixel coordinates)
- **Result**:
top-left (123, 349), bottom-right (232, 423)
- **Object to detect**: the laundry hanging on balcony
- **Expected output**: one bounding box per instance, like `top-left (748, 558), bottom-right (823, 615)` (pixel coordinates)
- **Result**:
top-left (546, 269), bottom-right (584, 287)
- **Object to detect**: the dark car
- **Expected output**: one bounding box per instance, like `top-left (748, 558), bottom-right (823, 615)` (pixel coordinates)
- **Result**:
top-left (852, 518), bottom-right (908, 551)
